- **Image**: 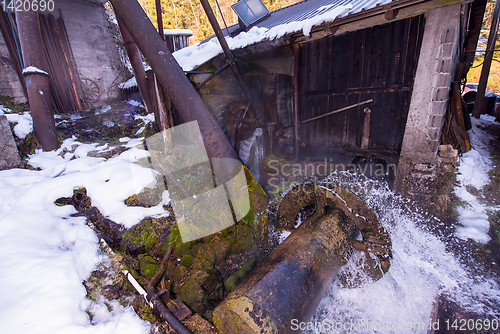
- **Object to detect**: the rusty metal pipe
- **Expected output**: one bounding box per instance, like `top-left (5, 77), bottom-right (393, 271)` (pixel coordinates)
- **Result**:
top-left (116, 15), bottom-right (155, 115)
top-left (214, 183), bottom-right (391, 333)
top-left (16, 10), bottom-right (58, 151)
top-left (213, 208), bottom-right (358, 334)
top-left (110, 0), bottom-right (240, 166)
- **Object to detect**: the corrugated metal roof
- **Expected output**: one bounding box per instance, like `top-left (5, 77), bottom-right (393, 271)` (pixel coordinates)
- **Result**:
top-left (250, 0), bottom-right (393, 31)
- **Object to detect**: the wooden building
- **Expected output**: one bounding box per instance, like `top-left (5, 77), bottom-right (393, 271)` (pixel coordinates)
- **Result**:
top-left (0, 0), bottom-right (126, 111)
top-left (184, 0), bottom-right (486, 201)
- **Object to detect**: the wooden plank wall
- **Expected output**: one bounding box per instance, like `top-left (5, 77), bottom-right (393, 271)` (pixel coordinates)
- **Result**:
top-left (298, 15), bottom-right (425, 158)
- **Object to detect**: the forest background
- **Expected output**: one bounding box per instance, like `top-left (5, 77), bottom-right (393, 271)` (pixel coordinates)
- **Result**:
top-left (137, 0), bottom-right (500, 92)
top-left (137, 0), bottom-right (300, 43)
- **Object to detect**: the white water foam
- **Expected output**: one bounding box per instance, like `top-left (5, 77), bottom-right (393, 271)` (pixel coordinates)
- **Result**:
top-left (288, 172), bottom-right (500, 333)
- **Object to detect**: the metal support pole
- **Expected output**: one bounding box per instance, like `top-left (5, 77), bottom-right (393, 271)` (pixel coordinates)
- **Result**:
top-left (199, 0), bottom-right (252, 101)
top-left (116, 15), bottom-right (155, 115)
top-left (155, 0), bottom-right (164, 40)
top-left (16, 10), bottom-right (58, 151)
top-left (110, 0), bottom-right (240, 168)
top-left (472, 0), bottom-right (500, 118)
top-left (292, 42), bottom-right (300, 161)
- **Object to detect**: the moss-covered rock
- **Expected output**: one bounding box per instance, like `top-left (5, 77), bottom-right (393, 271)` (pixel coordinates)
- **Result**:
top-left (224, 252), bottom-right (261, 292)
top-left (139, 254), bottom-right (159, 277)
top-left (121, 219), bottom-right (160, 253)
top-left (181, 254), bottom-right (193, 267)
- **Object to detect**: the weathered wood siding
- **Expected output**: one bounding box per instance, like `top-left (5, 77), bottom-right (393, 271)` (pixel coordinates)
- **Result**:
top-left (298, 15), bottom-right (425, 158)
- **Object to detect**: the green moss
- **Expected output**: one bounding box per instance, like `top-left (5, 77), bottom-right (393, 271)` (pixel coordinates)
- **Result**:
top-left (179, 242), bottom-right (192, 256)
top-left (121, 219), bottom-right (159, 253)
top-left (487, 210), bottom-right (500, 241)
top-left (138, 304), bottom-right (157, 322)
top-left (0, 95), bottom-right (29, 113)
top-left (192, 256), bottom-right (214, 272)
top-left (139, 255), bottom-right (159, 277)
top-left (181, 255), bottom-right (193, 267)
top-left (224, 252), bottom-right (261, 292)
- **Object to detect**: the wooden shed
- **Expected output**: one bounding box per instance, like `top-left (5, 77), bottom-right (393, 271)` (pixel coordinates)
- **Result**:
top-left (0, 0), bottom-right (126, 111)
top-left (182, 0), bottom-right (486, 201)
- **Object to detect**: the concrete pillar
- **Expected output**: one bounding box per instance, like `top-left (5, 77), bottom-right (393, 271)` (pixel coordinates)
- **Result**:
top-left (394, 4), bottom-right (461, 202)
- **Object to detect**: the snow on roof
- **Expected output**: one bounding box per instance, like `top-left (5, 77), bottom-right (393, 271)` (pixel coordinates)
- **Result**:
top-left (173, 0), bottom-right (392, 71)
top-left (163, 29), bottom-right (193, 36)
top-left (119, 76), bottom-right (138, 90)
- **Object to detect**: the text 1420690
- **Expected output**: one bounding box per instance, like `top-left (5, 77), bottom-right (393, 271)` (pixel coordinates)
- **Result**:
top-left (2, 0), bottom-right (55, 12)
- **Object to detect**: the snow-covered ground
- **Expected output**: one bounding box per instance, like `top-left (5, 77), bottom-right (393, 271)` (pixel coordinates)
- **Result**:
top-left (454, 115), bottom-right (498, 243)
top-left (0, 136), bottom-right (170, 334)
top-left (0, 112), bottom-right (499, 333)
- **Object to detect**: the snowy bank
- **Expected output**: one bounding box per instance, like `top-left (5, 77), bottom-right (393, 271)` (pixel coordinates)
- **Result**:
top-left (454, 115), bottom-right (498, 243)
top-left (0, 137), bottom-right (169, 334)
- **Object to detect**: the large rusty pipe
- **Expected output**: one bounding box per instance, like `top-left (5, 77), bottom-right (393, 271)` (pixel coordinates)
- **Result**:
top-left (116, 16), bottom-right (155, 116)
top-left (16, 10), bottom-right (58, 151)
top-left (214, 183), bottom-right (391, 333)
top-left (213, 208), bottom-right (358, 334)
top-left (110, 0), bottom-right (240, 167)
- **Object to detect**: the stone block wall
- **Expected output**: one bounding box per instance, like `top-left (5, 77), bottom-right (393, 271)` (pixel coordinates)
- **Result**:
top-left (394, 4), bottom-right (462, 203)
top-left (0, 34), bottom-right (26, 104)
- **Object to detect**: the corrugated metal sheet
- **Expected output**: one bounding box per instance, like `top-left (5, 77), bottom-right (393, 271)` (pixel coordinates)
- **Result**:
top-left (253, 0), bottom-right (393, 30)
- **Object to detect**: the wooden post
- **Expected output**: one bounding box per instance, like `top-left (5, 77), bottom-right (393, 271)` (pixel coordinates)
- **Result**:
top-left (292, 43), bottom-right (300, 161)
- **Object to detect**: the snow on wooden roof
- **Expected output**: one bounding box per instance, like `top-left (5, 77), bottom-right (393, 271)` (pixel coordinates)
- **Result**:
top-left (173, 0), bottom-right (401, 71)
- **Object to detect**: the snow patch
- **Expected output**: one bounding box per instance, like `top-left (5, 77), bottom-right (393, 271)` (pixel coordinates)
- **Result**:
top-left (4, 111), bottom-right (33, 139)
top-left (95, 105), bottom-right (112, 115)
top-left (119, 77), bottom-right (137, 89)
top-left (22, 66), bottom-right (49, 76)
top-left (127, 99), bottom-right (144, 108)
top-left (0, 136), bottom-right (172, 333)
top-left (163, 29), bottom-right (193, 36)
top-left (454, 116), bottom-right (496, 243)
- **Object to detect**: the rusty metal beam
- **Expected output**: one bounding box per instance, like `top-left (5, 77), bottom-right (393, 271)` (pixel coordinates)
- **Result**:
top-left (292, 42), bottom-right (300, 161)
top-left (199, 0), bottom-right (251, 101)
top-left (16, 10), bottom-right (58, 151)
top-left (155, 0), bottom-right (164, 40)
top-left (110, 0), bottom-right (240, 168)
top-left (472, 0), bottom-right (500, 118)
top-left (116, 15), bottom-right (155, 115)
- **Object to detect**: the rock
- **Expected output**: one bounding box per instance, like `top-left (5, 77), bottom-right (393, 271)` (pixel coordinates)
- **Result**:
top-left (181, 255), bottom-right (193, 267)
top-left (438, 144), bottom-right (459, 164)
top-left (183, 314), bottom-right (214, 334)
top-left (139, 254), bottom-right (159, 277)
top-left (0, 115), bottom-right (20, 170)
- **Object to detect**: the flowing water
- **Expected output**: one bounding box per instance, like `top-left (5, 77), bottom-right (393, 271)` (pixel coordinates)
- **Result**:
top-left (276, 172), bottom-right (500, 333)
